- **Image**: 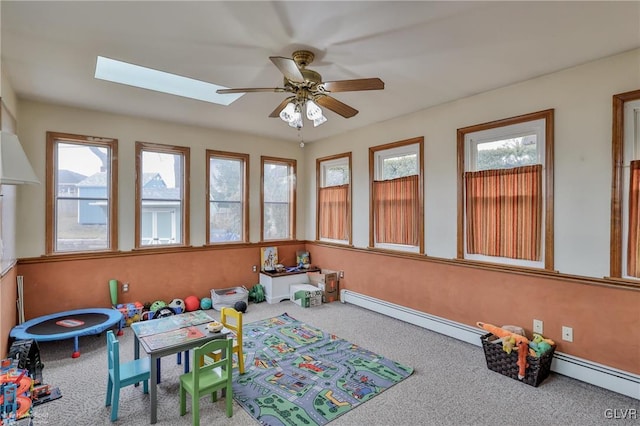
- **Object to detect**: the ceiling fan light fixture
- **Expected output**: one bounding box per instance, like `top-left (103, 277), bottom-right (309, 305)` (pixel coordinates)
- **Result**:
top-left (279, 102), bottom-right (296, 122)
top-left (288, 105), bottom-right (303, 129)
top-left (306, 99), bottom-right (323, 120)
top-left (313, 114), bottom-right (327, 127)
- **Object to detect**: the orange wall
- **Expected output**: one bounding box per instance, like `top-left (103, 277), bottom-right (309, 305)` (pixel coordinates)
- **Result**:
top-left (13, 243), bottom-right (303, 327)
top-left (7, 242), bottom-right (640, 376)
top-left (307, 244), bottom-right (640, 375)
top-left (0, 267), bottom-right (18, 357)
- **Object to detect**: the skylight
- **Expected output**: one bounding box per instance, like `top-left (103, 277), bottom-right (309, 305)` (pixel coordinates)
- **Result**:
top-left (94, 56), bottom-right (243, 106)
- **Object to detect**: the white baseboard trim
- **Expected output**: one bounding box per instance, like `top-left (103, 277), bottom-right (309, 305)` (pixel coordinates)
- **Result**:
top-left (340, 289), bottom-right (640, 399)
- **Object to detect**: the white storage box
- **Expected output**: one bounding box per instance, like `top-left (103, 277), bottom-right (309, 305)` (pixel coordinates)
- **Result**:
top-left (289, 284), bottom-right (322, 308)
top-left (211, 286), bottom-right (249, 311)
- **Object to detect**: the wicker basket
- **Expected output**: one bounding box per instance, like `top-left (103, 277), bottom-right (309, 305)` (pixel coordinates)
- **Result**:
top-left (481, 333), bottom-right (555, 387)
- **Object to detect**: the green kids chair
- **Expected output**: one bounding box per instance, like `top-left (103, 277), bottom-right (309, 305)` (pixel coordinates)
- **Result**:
top-left (179, 338), bottom-right (233, 426)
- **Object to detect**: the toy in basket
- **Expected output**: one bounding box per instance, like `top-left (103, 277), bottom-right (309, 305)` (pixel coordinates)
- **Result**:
top-left (477, 322), bottom-right (556, 387)
top-left (210, 286), bottom-right (249, 311)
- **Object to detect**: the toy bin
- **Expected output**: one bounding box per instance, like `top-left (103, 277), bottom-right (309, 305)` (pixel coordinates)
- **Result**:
top-left (481, 333), bottom-right (555, 387)
top-left (211, 286), bottom-right (249, 311)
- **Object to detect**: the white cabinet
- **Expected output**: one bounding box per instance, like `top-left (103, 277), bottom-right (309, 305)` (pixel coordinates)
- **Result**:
top-left (259, 271), bottom-right (313, 304)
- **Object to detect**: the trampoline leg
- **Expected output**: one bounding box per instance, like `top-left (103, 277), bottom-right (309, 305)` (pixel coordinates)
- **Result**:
top-left (117, 318), bottom-right (124, 336)
top-left (72, 336), bottom-right (80, 358)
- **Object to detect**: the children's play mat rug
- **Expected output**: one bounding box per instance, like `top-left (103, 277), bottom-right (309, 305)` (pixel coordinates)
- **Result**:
top-left (232, 313), bottom-right (414, 426)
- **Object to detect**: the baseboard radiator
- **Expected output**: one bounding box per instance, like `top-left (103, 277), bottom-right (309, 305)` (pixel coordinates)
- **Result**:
top-left (340, 289), bottom-right (640, 399)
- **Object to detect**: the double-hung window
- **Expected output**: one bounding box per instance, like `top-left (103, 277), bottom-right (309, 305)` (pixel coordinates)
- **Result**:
top-left (611, 90), bottom-right (640, 280)
top-left (369, 137), bottom-right (424, 253)
top-left (261, 156), bottom-right (296, 241)
top-left (457, 110), bottom-right (554, 269)
top-left (135, 142), bottom-right (189, 248)
top-left (46, 132), bottom-right (118, 254)
top-left (207, 150), bottom-right (248, 244)
top-left (316, 153), bottom-right (351, 244)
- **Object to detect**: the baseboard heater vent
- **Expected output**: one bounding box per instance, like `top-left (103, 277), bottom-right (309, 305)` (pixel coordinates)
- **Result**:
top-left (340, 289), bottom-right (639, 399)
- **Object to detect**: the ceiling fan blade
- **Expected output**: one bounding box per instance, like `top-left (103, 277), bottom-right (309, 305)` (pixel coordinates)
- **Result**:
top-left (315, 95), bottom-right (359, 118)
top-left (320, 78), bottom-right (384, 93)
top-left (269, 97), bottom-right (295, 118)
top-left (216, 87), bottom-right (286, 94)
top-left (269, 56), bottom-right (304, 83)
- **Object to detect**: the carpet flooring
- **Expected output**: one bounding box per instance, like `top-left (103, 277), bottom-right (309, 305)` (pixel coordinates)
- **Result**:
top-left (24, 301), bottom-right (640, 425)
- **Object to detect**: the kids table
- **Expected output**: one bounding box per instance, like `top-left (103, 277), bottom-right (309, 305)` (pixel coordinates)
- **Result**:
top-left (131, 310), bottom-right (229, 424)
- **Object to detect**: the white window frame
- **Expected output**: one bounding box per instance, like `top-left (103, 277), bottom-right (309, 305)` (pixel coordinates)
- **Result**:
top-left (463, 119), bottom-right (546, 268)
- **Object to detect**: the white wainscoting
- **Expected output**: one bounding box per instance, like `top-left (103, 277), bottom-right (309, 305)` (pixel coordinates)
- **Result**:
top-left (340, 289), bottom-right (640, 399)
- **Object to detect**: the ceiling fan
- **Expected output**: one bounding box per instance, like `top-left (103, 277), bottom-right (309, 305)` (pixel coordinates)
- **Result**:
top-left (216, 50), bottom-right (384, 128)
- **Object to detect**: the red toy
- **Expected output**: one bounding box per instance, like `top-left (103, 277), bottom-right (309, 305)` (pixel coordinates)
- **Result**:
top-left (184, 295), bottom-right (200, 312)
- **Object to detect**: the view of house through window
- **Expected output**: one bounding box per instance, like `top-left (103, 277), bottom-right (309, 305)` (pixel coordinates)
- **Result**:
top-left (136, 142), bottom-right (189, 247)
top-left (262, 157), bottom-right (296, 241)
top-left (46, 132), bottom-right (118, 253)
top-left (208, 150), bottom-right (248, 243)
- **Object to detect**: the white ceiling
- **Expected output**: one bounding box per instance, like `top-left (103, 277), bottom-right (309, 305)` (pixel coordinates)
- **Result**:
top-left (2, 1), bottom-right (639, 143)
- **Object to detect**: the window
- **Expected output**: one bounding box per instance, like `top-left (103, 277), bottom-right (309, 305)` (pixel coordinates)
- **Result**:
top-left (457, 109), bottom-right (554, 269)
top-left (369, 137), bottom-right (424, 253)
top-left (611, 90), bottom-right (640, 280)
top-left (207, 150), bottom-right (249, 244)
top-left (46, 132), bottom-right (118, 254)
top-left (135, 142), bottom-right (189, 248)
top-left (316, 153), bottom-right (351, 244)
top-left (261, 156), bottom-right (296, 241)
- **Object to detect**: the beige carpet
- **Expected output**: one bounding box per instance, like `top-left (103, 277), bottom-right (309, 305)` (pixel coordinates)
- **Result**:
top-left (28, 301), bottom-right (639, 425)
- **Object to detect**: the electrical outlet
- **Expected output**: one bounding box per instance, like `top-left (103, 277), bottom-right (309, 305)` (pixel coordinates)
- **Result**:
top-left (533, 319), bottom-right (543, 334)
top-left (122, 283), bottom-right (129, 292)
top-left (339, 271), bottom-right (344, 279)
top-left (252, 265), bottom-right (257, 272)
top-left (562, 326), bottom-right (573, 342)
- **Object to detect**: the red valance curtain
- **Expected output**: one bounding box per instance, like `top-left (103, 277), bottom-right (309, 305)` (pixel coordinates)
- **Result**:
top-left (628, 160), bottom-right (640, 277)
top-left (465, 164), bottom-right (542, 260)
top-left (318, 185), bottom-right (349, 240)
top-left (373, 175), bottom-right (419, 246)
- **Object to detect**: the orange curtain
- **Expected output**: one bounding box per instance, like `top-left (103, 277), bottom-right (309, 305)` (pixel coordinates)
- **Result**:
top-left (465, 164), bottom-right (542, 260)
top-left (628, 160), bottom-right (640, 277)
top-left (373, 175), bottom-right (419, 246)
top-left (318, 185), bottom-right (349, 240)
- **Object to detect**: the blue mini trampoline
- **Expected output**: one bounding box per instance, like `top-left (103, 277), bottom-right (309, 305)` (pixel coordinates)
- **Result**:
top-left (10, 308), bottom-right (123, 358)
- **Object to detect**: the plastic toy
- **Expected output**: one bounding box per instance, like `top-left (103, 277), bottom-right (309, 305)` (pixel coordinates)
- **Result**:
top-left (150, 300), bottom-right (166, 312)
top-left (0, 367), bottom-right (33, 422)
top-left (155, 307), bottom-right (175, 319)
top-left (168, 298), bottom-right (185, 314)
top-left (200, 297), bottom-right (212, 310)
top-left (249, 284), bottom-right (265, 303)
top-left (184, 295), bottom-right (200, 312)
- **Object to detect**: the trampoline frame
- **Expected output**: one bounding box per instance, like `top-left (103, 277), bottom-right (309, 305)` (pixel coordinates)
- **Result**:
top-left (10, 308), bottom-right (124, 358)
